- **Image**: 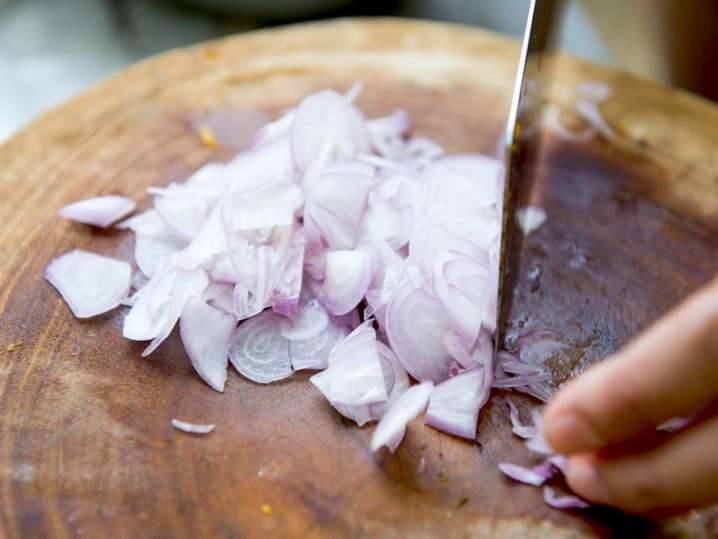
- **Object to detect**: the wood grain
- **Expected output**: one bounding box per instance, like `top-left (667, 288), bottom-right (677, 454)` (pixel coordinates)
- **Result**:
top-left (0, 18), bottom-right (717, 538)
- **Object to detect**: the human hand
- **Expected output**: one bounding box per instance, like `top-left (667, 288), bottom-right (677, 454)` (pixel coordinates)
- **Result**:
top-left (542, 276), bottom-right (718, 513)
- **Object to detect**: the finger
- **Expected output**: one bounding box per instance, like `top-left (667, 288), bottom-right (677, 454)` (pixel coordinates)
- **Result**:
top-left (543, 276), bottom-right (718, 454)
top-left (565, 414), bottom-right (718, 513)
top-left (595, 400), bottom-right (718, 460)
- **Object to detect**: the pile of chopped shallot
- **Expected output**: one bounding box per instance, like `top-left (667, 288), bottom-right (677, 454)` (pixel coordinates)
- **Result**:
top-left (45, 84), bottom-right (590, 510)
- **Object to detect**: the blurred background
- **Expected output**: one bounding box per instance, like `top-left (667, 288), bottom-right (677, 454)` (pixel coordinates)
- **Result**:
top-left (2, 0), bottom-right (717, 142)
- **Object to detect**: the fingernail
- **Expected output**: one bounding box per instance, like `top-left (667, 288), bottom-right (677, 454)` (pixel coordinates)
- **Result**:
top-left (543, 414), bottom-right (603, 453)
top-left (567, 459), bottom-right (611, 505)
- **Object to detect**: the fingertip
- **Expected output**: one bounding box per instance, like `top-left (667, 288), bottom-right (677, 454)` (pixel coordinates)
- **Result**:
top-left (542, 405), bottom-right (604, 455)
top-left (542, 385), bottom-right (578, 449)
top-left (542, 411), bottom-right (578, 454)
top-left (543, 353), bottom-right (635, 453)
top-left (566, 455), bottom-right (612, 506)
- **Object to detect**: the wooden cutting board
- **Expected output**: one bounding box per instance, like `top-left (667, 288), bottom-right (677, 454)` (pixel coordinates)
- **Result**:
top-left (0, 19), bottom-right (717, 538)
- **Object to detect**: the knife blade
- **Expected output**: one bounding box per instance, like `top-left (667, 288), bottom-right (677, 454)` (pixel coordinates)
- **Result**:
top-left (495, 0), bottom-right (567, 353)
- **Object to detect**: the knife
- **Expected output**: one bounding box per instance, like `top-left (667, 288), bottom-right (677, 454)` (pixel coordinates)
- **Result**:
top-left (495, 0), bottom-right (568, 353)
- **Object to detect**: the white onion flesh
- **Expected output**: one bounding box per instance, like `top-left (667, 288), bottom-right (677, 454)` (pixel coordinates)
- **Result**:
top-left (291, 89), bottom-right (369, 172)
top-left (320, 250), bottom-right (372, 315)
top-left (386, 276), bottom-right (455, 382)
top-left (271, 237), bottom-right (305, 317)
top-left (222, 182), bottom-right (302, 232)
top-left (543, 487), bottom-right (590, 510)
top-left (290, 321), bottom-right (347, 372)
top-left (202, 282), bottom-right (236, 315)
top-left (139, 268), bottom-right (209, 356)
top-left (123, 269), bottom-right (178, 341)
top-left (498, 463), bottom-right (549, 487)
top-left (280, 299), bottom-right (329, 341)
top-left (329, 340), bottom-right (410, 426)
top-left (370, 381), bottom-right (434, 452)
top-left (305, 169), bottom-right (374, 250)
top-left (425, 368), bottom-right (487, 439)
top-left (134, 234), bottom-right (184, 278)
top-left (175, 206), bottom-right (228, 270)
top-left (508, 402), bottom-right (537, 439)
top-left (180, 297), bottom-right (236, 392)
top-left (45, 249), bottom-right (131, 318)
top-left (171, 419), bottom-right (215, 434)
top-left (434, 251), bottom-right (489, 349)
top-left (310, 321), bottom-right (388, 407)
top-left (517, 206), bottom-right (547, 236)
top-left (370, 342), bottom-right (410, 415)
top-left (154, 186), bottom-right (214, 241)
top-left (59, 195), bottom-right (136, 228)
top-left (230, 309), bottom-right (292, 384)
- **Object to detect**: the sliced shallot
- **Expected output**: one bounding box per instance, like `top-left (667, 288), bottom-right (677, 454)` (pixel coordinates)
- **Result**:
top-left (370, 381), bottom-right (434, 452)
top-left (290, 321), bottom-right (347, 371)
top-left (385, 275), bottom-right (454, 382)
top-left (171, 419), bottom-right (215, 434)
top-left (222, 182), bottom-right (302, 232)
top-left (425, 368), bottom-right (487, 439)
top-left (45, 249), bottom-right (131, 318)
top-left (59, 195), bottom-right (136, 228)
top-left (45, 85), bottom-right (549, 470)
top-left (305, 169), bottom-right (374, 250)
top-left (543, 487), bottom-right (590, 510)
top-left (290, 89), bottom-right (368, 172)
top-left (202, 282), bottom-right (236, 315)
top-left (370, 342), bottom-right (410, 414)
top-left (498, 463), bottom-right (549, 487)
top-left (180, 297), bottom-right (236, 392)
top-left (310, 321), bottom-right (388, 407)
top-left (433, 251), bottom-right (489, 349)
top-left (280, 299), bottom-right (329, 341)
top-left (331, 342), bottom-right (411, 426)
top-left (230, 309), bottom-right (292, 384)
top-left (517, 206), bottom-right (547, 236)
top-left (508, 402), bottom-right (537, 439)
top-left (320, 250), bottom-right (372, 316)
top-left (140, 268), bottom-right (209, 356)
